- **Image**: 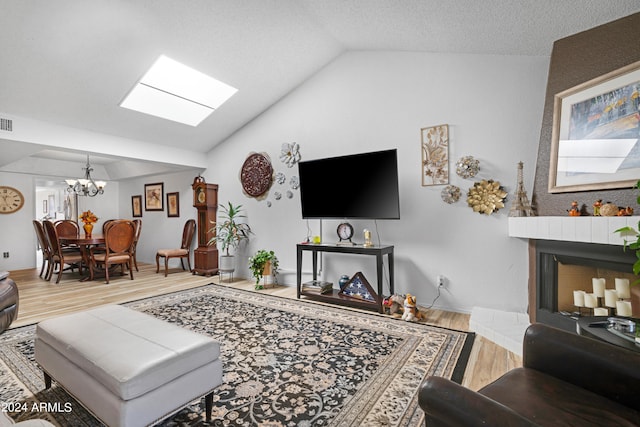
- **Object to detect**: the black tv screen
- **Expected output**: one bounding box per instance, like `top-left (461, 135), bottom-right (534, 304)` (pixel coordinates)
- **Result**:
top-left (298, 149), bottom-right (400, 219)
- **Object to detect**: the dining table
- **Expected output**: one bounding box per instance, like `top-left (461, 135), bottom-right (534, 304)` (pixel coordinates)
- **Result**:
top-left (59, 234), bottom-right (105, 281)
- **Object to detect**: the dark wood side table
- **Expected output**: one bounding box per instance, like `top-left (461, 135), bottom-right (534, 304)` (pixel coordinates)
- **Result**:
top-left (576, 316), bottom-right (639, 353)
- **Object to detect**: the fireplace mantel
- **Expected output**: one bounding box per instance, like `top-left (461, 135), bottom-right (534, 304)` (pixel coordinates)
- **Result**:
top-left (508, 216), bottom-right (639, 246)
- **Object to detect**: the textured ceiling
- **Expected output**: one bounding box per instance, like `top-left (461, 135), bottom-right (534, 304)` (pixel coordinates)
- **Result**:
top-left (1, 0), bottom-right (639, 181)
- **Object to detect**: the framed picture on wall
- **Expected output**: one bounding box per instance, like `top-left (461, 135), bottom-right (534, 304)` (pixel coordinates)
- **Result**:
top-left (131, 195), bottom-right (143, 217)
top-left (144, 183), bottom-right (164, 211)
top-left (549, 60), bottom-right (640, 193)
top-left (421, 124), bottom-right (449, 186)
top-left (167, 192), bottom-right (179, 217)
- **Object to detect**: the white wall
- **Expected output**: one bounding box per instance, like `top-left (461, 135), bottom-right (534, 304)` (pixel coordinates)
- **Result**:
top-left (202, 51), bottom-right (549, 313)
top-left (118, 170), bottom-right (198, 268)
top-left (2, 50), bottom-right (549, 315)
top-left (0, 171), bottom-right (119, 270)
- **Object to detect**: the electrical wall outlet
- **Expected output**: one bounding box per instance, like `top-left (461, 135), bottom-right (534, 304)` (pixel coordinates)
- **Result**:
top-left (2, 252), bottom-right (9, 259)
top-left (437, 275), bottom-right (445, 287)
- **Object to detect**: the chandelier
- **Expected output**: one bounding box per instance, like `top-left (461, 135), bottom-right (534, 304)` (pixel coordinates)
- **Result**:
top-left (65, 155), bottom-right (107, 197)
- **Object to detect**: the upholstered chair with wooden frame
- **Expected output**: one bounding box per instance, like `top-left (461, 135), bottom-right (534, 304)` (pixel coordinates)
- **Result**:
top-left (43, 220), bottom-right (84, 284)
top-left (54, 219), bottom-right (83, 254)
top-left (89, 220), bottom-right (136, 284)
top-left (33, 220), bottom-right (52, 279)
top-left (54, 219), bottom-right (79, 238)
top-left (130, 219), bottom-right (142, 272)
top-left (156, 219), bottom-right (196, 277)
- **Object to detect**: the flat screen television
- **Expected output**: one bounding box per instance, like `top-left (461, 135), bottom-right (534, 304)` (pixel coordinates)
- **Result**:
top-left (298, 149), bottom-right (400, 219)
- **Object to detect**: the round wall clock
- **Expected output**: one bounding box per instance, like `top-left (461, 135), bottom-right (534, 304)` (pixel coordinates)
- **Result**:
top-left (240, 152), bottom-right (273, 198)
top-left (0, 186), bottom-right (24, 214)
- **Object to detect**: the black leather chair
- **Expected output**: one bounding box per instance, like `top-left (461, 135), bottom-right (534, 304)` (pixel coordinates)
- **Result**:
top-left (0, 272), bottom-right (18, 334)
top-left (419, 323), bottom-right (640, 426)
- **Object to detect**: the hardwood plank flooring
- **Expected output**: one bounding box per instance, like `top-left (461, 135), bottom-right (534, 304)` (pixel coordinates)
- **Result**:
top-left (6, 264), bottom-right (521, 391)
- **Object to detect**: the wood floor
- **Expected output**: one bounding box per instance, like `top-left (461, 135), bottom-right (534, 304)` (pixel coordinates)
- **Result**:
top-left (7, 263), bottom-right (522, 392)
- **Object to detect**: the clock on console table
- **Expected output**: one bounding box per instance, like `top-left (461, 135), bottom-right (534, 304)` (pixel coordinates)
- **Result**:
top-left (192, 176), bottom-right (219, 276)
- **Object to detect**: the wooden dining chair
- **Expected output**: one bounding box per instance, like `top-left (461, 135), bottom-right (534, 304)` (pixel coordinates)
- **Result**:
top-left (89, 220), bottom-right (135, 284)
top-left (130, 219), bottom-right (142, 272)
top-left (54, 219), bottom-right (82, 253)
top-left (156, 219), bottom-right (196, 277)
top-left (54, 219), bottom-right (79, 238)
top-left (33, 220), bottom-right (52, 279)
top-left (43, 220), bottom-right (85, 284)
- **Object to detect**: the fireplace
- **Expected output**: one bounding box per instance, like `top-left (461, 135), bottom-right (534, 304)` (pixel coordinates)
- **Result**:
top-left (535, 240), bottom-right (639, 332)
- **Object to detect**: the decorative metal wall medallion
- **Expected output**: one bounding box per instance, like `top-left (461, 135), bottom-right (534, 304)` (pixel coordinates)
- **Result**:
top-left (467, 179), bottom-right (507, 215)
top-left (240, 152), bottom-right (273, 198)
top-left (280, 142), bottom-right (301, 168)
top-left (456, 156), bottom-right (480, 179)
top-left (441, 185), bottom-right (461, 204)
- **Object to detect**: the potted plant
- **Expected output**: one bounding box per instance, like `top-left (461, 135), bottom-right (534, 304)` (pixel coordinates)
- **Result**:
top-left (615, 180), bottom-right (640, 285)
top-left (248, 249), bottom-right (279, 290)
top-left (208, 202), bottom-right (252, 273)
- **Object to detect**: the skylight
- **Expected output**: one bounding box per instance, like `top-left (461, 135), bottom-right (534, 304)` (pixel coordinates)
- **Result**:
top-left (120, 55), bottom-right (238, 126)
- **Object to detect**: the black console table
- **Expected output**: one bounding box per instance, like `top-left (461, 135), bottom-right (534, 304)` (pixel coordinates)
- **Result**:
top-left (296, 243), bottom-right (394, 313)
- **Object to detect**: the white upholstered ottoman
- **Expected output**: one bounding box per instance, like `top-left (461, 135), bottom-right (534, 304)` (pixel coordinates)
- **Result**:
top-left (34, 305), bottom-right (223, 427)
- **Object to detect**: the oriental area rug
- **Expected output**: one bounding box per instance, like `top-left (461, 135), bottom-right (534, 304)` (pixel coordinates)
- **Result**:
top-left (0, 284), bottom-right (474, 426)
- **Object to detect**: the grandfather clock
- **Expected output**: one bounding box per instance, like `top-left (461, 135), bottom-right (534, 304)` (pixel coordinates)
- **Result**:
top-left (192, 176), bottom-right (219, 276)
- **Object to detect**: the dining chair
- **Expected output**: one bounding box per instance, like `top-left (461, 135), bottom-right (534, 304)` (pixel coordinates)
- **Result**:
top-left (89, 220), bottom-right (135, 284)
top-left (155, 219), bottom-right (196, 277)
top-left (54, 219), bottom-right (79, 238)
top-left (130, 219), bottom-right (142, 272)
top-left (43, 220), bottom-right (84, 284)
top-left (33, 220), bottom-right (52, 279)
top-left (54, 219), bottom-right (82, 253)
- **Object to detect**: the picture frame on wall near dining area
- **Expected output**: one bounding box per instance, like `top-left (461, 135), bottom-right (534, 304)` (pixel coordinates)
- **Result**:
top-left (131, 195), bottom-right (142, 217)
top-left (167, 192), bottom-right (179, 217)
top-left (144, 183), bottom-right (164, 211)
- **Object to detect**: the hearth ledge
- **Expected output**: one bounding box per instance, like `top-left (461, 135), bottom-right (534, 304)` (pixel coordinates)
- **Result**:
top-left (508, 216), bottom-right (639, 245)
top-left (469, 307), bottom-right (530, 356)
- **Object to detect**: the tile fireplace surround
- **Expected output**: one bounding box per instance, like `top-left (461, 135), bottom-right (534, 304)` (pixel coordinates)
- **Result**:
top-left (470, 216), bottom-right (639, 356)
top-left (508, 216), bottom-right (639, 245)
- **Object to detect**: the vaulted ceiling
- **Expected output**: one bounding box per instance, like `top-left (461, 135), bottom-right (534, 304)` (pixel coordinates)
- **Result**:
top-left (2, 0), bottom-right (640, 182)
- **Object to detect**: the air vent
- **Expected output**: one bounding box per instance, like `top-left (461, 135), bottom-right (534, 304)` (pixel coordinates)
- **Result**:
top-left (0, 118), bottom-right (12, 132)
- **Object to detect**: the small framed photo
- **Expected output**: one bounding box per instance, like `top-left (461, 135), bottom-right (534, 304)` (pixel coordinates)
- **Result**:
top-left (144, 183), bottom-right (164, 211)
top-left (131, 195), bottom-right (143, 218)
top-left (167, 192), bottom-right (180, 217)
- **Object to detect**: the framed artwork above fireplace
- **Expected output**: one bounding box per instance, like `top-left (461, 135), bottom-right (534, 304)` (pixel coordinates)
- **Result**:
top-left (548, 60), bottom-right (640, 193)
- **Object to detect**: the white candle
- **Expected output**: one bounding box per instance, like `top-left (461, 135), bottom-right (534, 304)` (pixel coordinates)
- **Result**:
top-left (573, 290), bottom-right (586, 307)
top-left (594, 307), bottom-right (608, 316)
top-left (615, 278), bottom-right (631, 299)
top-left (616, 300), bottom-right (632, 317)
top-left (592, 278), bottom-right (606, 297)
top-left (584, 293), bottom-right (598, 308)
top-left (604, 289), bottom-right (618, 308)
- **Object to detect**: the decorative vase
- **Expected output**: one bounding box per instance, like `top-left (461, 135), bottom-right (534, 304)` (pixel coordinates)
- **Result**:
top-left (83, 223), bottom-right (93, 238)
top-left (339, 275), bottom-right (350, 289)
top-left (261, 261), bottom-right (274, 288)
